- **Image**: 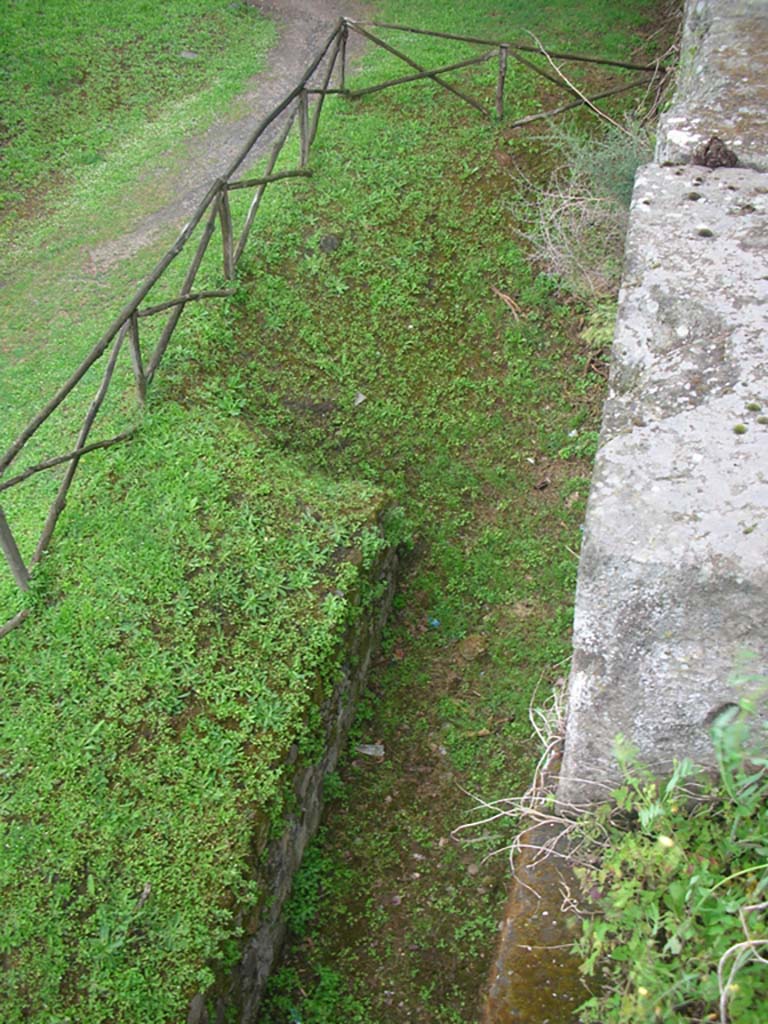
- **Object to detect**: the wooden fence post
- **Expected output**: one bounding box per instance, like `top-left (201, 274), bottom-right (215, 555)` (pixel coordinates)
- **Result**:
top-left (147, 201), bottom-right (220, 381)
top-left (339, 22), bottom-right (348, 92)
top-left (496, 44), bottom-right (509, 119)
top-left (127, 312), bottom-right (146, 405)
top-left (0, 507), bottom-right (30, 591)
top-left (219, 190), bottom-right (235, 280)
top-left (298, 89), bottom-right (310, 168)
top-left (309, 29), bottom-right (343, 147)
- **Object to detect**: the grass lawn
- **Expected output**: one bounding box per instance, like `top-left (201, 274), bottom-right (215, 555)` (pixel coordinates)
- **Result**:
top-left (0, 0), bottom-right (276, 621)
top-left (0, 0), bottom-right (673, 1020)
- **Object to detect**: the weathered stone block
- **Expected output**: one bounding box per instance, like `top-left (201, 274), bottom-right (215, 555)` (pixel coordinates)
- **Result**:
top-left (187, 541), bottom-right (399, 1022)
top-left (558, 163), bottom-right (768, 804)
top-left (656, 0), bottom-right (768, 171)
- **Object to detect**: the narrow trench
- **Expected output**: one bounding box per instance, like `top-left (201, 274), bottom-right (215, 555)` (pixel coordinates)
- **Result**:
top-left (246, 8), bottom-right (680, 1022)
top-left (246, 86), bottom-right (607, 1024)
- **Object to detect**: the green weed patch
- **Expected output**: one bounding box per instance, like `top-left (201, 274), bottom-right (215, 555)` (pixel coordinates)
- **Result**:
top-left (574, 701), bottom-right (768, 1023)
top-left (0, 402), bottom-right (390, 1023)
top-left (1, 0), bottom-right (673, 1020)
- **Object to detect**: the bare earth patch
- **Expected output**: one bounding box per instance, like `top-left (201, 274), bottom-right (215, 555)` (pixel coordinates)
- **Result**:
top-left (86, 0), bottom-right (371, 274)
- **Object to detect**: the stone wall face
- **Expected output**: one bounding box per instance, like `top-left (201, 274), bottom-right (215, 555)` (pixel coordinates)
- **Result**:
top-left (187, 542), bottom-right (399, 1024)
top-left (558, 0), bottom-right (768, 805)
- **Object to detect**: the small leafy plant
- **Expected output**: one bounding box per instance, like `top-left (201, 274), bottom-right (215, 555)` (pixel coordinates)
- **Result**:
top-left (574, 699), bottom-right (768, 1023)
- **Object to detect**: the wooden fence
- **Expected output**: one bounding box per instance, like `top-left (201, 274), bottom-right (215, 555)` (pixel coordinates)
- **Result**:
top-left (0, 18), bottom-right (668, 638)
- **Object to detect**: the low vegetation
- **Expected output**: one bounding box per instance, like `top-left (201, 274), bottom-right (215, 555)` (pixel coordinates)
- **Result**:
top-left (515, 120), bottom-right (655, 297)
top-left (0, 402), bottom-right (393, 1022)
top-left (0, 0), bottom-right (275, 211)
top-left (0, 0), bottom-right (682, 1021)
top-left (573, 689), bottom-right (768, 1023)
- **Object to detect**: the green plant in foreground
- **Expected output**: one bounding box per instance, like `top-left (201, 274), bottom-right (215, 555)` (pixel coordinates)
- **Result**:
top-left (574, 700), bottom-right (768, 1023)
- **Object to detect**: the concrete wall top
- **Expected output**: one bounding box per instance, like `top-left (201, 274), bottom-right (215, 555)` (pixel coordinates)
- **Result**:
top-left (657, 0), bottom-right (768, 171)
top-left (558, 0), bottom-right (768, 805)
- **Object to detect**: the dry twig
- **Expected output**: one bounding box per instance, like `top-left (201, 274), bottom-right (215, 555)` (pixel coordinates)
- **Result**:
top-left (490, 284), bottom-right (521, 318)
top-left (525, 31), bottom-right (634, 137)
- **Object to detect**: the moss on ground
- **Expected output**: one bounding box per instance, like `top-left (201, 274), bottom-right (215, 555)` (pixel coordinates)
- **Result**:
top-left (0, 403), bottom-right (390, 1023)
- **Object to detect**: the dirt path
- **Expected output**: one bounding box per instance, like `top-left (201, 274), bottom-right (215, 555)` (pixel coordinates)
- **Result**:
top-left (0, 0), bottom-right (370, 428)
top-left (88, 0), bottom-right (371, 273)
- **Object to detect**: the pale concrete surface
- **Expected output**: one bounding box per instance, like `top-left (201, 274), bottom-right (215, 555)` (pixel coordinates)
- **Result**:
top-left (657, 0), bottom-right (768, 170)
top-left (558, 0), bottom-right (768, 804)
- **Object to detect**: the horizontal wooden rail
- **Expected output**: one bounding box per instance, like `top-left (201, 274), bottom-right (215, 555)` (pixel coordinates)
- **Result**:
top-left (0, 430), bottom-right (137, 495)
top-left (226, 168), bottom-right (312, 191)
top-left (508, 76), bottom-right (653, 128)
top-left (348, 50), bottom-right (495, 99)
top-left (138, 288), bottom-right (236, 319)
top-left (348, 19), bottom-right (504, 48)
top-left (352, 20), bottom-right (668, 72)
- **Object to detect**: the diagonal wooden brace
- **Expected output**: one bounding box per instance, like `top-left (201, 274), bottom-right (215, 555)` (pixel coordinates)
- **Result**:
top-left (347, 22), bottom-right (488, 116)
top-left (0, 506), bottom-right (30, 591)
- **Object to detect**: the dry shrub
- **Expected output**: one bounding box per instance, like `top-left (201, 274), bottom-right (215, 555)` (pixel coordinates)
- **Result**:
top-left (518, 120), bottom-right (654, 299)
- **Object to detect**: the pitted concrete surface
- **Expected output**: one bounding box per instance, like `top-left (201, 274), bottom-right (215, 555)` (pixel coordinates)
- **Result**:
top-left (603, 164), bottom-right (768, 436)
top-left (558, 1), bottom-right (768, 804)
top-left (657, 0), bottom-right (768, 170)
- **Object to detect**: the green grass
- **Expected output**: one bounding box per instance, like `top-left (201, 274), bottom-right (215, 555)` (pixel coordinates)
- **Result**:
top-left (0, 2), bottom-right (275, 620)
top-left (0, 0), bottom-right (672, 1020)
top-left (0, 0), bottom-right (276, 208)
top-left (1, 401), bottom-right (390, 1023)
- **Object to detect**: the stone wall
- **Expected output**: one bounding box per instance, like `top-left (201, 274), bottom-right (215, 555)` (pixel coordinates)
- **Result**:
top-left (187, 541), bottom-right (399, 1023)
top-left (558, 0), bottom-right (768, 805)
